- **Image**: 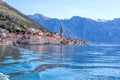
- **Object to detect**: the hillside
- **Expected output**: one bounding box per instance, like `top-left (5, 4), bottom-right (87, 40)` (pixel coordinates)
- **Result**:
top-left (0, 0), bottom-right (47, 34)
top-left (29, 13), bottom-right (120, 44)
top-left (0, 1), bottom-right (86, 45)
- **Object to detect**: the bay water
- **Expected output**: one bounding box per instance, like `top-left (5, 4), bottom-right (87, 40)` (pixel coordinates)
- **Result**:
top-left (0, 45), bottom-right (120, 80)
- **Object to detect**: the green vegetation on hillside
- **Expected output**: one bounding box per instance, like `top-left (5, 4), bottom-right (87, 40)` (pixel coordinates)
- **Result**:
top-left (0, 0), bottom-right (48, 34)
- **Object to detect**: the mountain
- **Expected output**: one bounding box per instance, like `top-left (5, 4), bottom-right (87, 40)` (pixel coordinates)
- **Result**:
top-left (0, 1), bottom-right (48, 34)
top-left (29, 13), bottom-right (120, 44)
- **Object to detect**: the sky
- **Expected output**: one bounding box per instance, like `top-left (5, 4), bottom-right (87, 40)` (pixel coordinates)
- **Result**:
top-left (4, 0), bottom-right (120, 20)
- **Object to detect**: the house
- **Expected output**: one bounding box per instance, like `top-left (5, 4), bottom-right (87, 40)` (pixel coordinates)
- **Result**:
top-left (0, 33), bottom-right (7, 38)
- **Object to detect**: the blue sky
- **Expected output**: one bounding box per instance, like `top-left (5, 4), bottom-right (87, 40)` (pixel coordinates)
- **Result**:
top-left (4, 0), bottom-right (120, 20)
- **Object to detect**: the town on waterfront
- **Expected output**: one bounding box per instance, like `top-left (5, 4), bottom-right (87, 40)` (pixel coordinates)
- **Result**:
top-left (0, 27), bottom-right (86, 46)
top-left (0, 0), bottom-right (120, 80)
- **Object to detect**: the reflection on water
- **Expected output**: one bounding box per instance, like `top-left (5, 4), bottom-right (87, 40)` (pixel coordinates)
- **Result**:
top-left (0, 45), bottom-right (120, 80)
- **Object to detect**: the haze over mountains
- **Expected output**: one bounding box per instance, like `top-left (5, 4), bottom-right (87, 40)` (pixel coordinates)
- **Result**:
top-left (29, 13), bottom-right (120, 44)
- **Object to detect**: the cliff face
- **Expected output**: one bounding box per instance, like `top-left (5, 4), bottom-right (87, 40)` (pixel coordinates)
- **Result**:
top-left (0, 1), bottom-right (49, 34)
top-left (29, 14), bottom-right (120, 44)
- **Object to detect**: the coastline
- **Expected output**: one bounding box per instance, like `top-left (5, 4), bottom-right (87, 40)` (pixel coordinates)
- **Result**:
top-left (0, 28), bottom-right (87, 46)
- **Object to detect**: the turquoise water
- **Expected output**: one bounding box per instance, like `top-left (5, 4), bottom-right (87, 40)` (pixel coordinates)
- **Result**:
top-left (0, 45), bottom-right (120, 80)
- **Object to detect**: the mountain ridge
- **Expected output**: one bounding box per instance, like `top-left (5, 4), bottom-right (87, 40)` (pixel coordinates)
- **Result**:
top-left (0, 0), bottom-right (49, 33)
top-left (29, 13), bottom-right (120, 43)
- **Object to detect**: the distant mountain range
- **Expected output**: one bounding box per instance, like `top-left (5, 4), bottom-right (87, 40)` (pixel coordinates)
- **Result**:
top-left (29, 13), bottom-right (120, 43)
